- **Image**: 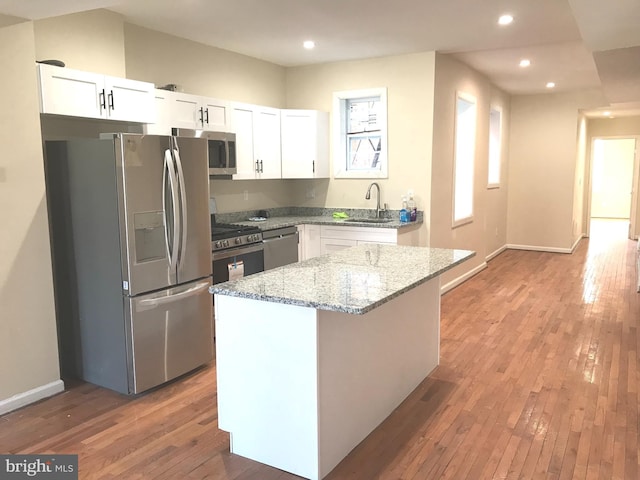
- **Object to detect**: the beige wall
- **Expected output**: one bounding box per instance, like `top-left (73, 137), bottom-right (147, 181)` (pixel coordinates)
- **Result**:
top-left (0, 22), bottom-right (60, 403)
top-left (209, 179), bottom-right (299, 213)
top-left (507, 89), bottom-right (606, 251)
top-left (430, 54), bottom-right (510, 285)
top-left (285, 52), bottom-right (437, 245)
top-left (124, 24), bottom-right (286, 107)
top-left (588, 116), bottom-right (640, 137)
top-left (485, 86), bottom-right (511, 259)
top-left (34, 9), bottom-right (126, 77)
top-left (573, 114), bottom-right (588, 244)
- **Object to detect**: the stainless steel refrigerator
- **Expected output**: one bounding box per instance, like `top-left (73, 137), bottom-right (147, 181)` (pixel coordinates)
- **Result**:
top-left (45, 133), bottom-right (213, 394)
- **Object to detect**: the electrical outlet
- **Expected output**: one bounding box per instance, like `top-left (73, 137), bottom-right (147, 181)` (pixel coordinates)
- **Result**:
top-left (306, 188), bottom-right (316, 199)
top-left (243, 190), bottom-right (249, 201)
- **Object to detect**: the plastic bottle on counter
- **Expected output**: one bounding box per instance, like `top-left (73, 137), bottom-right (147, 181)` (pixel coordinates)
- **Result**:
top-left (407, 194), bottom-right (417, 222)
top-left (399, 196), bottom-right (409, 223)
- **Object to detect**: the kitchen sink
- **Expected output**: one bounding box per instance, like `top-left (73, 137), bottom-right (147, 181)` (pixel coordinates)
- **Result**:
top-left (344, 218), bottom-right (392, 224)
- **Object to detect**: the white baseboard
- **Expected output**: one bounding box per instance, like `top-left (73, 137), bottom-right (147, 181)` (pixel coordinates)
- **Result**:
top-left (570, 235), bottom-right (585, 252)
top-left (507, 235), bottom-right (585, 255)
top-left (440, 261), bottom-right (487, 294)
top-left (0, 380), bottom-right (65, 416)
top-left (506, 243), bottom-right (573, 254)
top-left (486, 245), bottom-right (507, 262)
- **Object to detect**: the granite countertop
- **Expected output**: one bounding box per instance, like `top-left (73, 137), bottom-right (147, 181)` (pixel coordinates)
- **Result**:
top-left (227, 214), bottom-right (421, 231)
top-left (210, 244), bottom-right (475, 315)
top-left (213, 207), bottom-right (423, 231)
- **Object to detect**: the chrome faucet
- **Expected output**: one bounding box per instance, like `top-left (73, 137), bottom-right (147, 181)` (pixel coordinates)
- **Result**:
top-left (365, 182), bottom-right (382, 218)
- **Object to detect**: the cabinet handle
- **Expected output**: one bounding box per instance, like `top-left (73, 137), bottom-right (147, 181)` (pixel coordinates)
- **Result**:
top-left (255, 160), bottom-right (260, 173)
top-left (99, 89), bottom-right (106, 112)
top-left (260, 160), bottom-right (264, 173)
top-left (199, 107), bottom-right (204, 126)
top-left (108, 90), bottom-right (114, 110)
top-left (204, 108), bottom-right (209, 125)
top-left (312, 160), bottom-right (315, 173)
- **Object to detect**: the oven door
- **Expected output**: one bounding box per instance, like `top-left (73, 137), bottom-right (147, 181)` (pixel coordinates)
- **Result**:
top-left (212, 243), bottom-right (264, 284)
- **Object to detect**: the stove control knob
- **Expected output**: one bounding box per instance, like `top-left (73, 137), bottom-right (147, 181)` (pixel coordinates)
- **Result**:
top-left (224, 240), bottom-right (230, 247)
top-left (246, 235), bottom-right (252, 242)
top-left (215, 241), bottom-right (221, 249)
top-left (235, 237), bottom-right (242, 245)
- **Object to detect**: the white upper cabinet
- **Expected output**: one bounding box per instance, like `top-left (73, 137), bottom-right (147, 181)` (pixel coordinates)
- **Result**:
top-left (255, 107), bottom-right (282, 179)
top-left (37, 64), bottom-right (155, 123)
top-left (170, 91), bottom-right (230, 131)
top-left (232, 102), bottom-right (281, 180)
top-left (281, 110), bottom-right (329, 179)
top-left (143, 90), bottom-right (173, 135)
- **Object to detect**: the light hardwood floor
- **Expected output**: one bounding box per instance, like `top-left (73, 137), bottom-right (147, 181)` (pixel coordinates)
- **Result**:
top-left (1, 220), bottom-right (638, 479)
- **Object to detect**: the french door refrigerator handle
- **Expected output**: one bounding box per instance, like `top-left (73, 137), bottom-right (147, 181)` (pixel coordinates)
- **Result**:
top-left (173, 146), bottom-right (188, 269)
top-left (163, 149), bottom-right (180, 272)
top-left (137, 280), bottom-right (210, 309)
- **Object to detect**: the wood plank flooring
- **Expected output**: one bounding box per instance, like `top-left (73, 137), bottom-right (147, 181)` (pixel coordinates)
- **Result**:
top-left (1, 219), bottom-right (638, 479)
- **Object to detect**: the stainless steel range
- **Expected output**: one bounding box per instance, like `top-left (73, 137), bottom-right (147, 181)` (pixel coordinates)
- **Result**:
top-left (211, 216), bottom-right (265, 284)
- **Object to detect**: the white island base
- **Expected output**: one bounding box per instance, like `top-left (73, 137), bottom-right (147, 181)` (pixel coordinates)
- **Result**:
top-left (214, 276), bottom-right (440, 480)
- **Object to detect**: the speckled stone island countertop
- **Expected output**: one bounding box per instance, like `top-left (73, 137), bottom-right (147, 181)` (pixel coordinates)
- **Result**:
top-left (210, 244), bottom-right (475, 315)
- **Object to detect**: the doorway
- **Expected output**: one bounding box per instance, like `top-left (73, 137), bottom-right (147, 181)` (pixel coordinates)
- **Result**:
top-left (588, 137), bottom-right (639, 240)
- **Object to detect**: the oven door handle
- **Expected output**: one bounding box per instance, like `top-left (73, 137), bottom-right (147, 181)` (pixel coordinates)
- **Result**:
top-left (212, 243), bottom-right (264, 261)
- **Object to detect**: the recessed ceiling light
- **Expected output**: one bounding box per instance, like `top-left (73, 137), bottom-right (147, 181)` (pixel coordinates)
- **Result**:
top-left (546, 82), bottom-right (556, 89)
top-left (498, 14), bottom-right (514, 25)
top-left (303, 40), bottom-right (315, 50)
top-left (603, 111), bottom-right (611, 116)
top-left (519, 59), bottom-right (531, 68)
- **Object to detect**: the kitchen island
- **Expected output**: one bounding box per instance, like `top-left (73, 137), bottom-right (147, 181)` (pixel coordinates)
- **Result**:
top-left (211, 244), bottom-right (474, 480)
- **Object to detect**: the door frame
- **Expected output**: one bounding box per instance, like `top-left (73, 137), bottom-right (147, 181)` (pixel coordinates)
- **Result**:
top-left (585, 135), bottom-right (640, 240)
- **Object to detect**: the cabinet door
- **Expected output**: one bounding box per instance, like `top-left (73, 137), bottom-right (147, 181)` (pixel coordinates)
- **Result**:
top-left (38, 64), bottom-right (104, 119)
top-left (281, 110), bottom-right (329, 179)
top-left (144, 89), bottom-right (173, 135)
top-left (104, 76), bottom-right (155, 123)
top-left (281, 110), bottom-right (314, 179)
top-left (171, 92), bottom-right (202, 129)
top-left (297, 225), bottom-right (305, 261)
top-left (304, 224), bottom-right (322, 259)
top-left (255, 107), bottom-right (281, 179)
top-left (202, 98), bottom-right (230, 131)
top-left (232, 104), bottom-right (257, 179)
top-left (320, 237), bottom-right (356, 255)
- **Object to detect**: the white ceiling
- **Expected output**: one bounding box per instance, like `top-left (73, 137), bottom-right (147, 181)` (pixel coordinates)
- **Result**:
top-left (1, 0), bottom-right (640, 115)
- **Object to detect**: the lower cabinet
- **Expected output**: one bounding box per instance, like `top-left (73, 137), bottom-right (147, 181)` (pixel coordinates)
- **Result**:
top-left (298, 224), bottom-right (322, 261)
top-left (319, 226), bottom-right (397, 255)
top-left (299, 225), bottom-right (404, 260)
top-left (320, 237), bottom-right (358, 255)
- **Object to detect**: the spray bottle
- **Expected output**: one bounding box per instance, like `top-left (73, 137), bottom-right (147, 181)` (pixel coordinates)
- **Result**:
top-left (407, 192), bottom-right (417, 222)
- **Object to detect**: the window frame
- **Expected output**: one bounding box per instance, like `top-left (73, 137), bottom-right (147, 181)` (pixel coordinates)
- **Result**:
top-left (452, 91), bottom-right (477, 228)
top-left (333, 87), bottom-right (388, 179)
top-left (487, 106), bottom-right (502, 189)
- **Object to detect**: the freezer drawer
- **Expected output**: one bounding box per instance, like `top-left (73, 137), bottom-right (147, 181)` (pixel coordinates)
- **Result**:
top-left (127, 279), bottom-right (213, 394)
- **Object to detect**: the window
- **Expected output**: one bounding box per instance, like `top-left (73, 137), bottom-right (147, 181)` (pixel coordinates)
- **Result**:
top-left (488, 107), bottom-right (502, 188)
top-left (333, 88), bottom-right (387, 178)
top-left (453, 92), bottom-right (477, 226)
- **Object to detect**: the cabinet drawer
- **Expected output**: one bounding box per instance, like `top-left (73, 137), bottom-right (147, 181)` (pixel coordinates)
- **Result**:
top-left (320, 225), bottom-right (398, 243)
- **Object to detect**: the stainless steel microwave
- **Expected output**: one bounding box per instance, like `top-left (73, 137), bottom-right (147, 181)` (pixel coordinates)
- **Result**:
top-left (172, 128), bottom-right (237, 176)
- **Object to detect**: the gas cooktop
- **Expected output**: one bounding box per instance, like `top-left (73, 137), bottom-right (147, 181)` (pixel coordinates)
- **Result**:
top-left (211, 222), bottom-right (261, 240)
top-left (211, 216), bottom-right (263, 251)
